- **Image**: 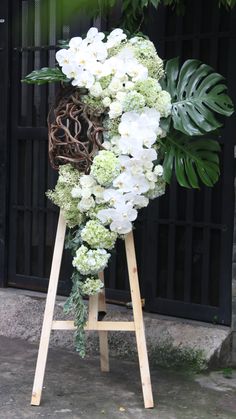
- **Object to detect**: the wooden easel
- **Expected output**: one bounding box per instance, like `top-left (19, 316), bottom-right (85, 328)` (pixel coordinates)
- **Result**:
top-left (31, 211), bottom-right (154, 409)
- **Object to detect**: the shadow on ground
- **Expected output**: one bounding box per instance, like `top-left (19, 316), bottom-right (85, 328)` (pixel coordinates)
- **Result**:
top-left (0, 336), bottom-right (236, 419)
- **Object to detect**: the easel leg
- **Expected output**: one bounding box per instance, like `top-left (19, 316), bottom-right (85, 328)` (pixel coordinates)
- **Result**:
top-left (98, 272), bottom-right (109, 372)
top-left (125, 232), bottom-right (154, 409)
top-left (31, 211), bottom-right (66, 406)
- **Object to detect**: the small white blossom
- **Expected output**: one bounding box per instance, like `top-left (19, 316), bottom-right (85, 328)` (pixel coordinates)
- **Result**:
top-left (89, 81), bottom-right (103, 97)
top-left (78, 196), bottom-right (95, 212)
top-left (102, 97), bottom-right (112, 107)
top-left (154, 165), bottom-right (164, 176)
top-left (108, 101), bottom-right (123, 119)
top-left (80, 175), bottom-right (97, 189)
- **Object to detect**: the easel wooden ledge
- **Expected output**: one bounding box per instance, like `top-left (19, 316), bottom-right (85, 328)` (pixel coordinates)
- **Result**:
top-left (31, 211), bottom-right (154, 409)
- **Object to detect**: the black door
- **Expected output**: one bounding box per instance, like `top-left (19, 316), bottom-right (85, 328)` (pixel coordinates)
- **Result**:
top-left (2, 0), bottom-right (235, 325)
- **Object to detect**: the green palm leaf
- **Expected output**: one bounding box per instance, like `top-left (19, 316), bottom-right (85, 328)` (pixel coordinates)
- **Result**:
top-left (22, 67), bottom-right (68, 85)
top-left (161, 58), bottom-right (234, 136)
top-left (160, 133), bottom-right (221, 188)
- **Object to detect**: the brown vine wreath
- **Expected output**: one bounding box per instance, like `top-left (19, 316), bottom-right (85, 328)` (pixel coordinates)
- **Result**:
top-left (48, 89), bottom-right (104, 173)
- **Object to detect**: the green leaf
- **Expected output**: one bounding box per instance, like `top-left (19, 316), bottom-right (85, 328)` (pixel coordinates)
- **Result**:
top-left (22, 67), bottom-right (68, 85)
top-left (161, 58), bottom-right (234, 136)
top-left (160, 132), bottom-right (221, 188)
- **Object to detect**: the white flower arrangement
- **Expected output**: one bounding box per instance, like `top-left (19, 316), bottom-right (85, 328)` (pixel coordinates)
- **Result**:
top-left (25, 26), bottom-right (233, 355)
top-left (49, 28), bottom-right (168, 282)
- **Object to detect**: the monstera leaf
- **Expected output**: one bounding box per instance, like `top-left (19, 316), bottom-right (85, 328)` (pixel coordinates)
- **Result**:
top-left (161, 58), bottom-right (234, 136)
top-left (23, 67), bottom-right (68, 85)
top-left (160, 133), bottom-right (221, 188)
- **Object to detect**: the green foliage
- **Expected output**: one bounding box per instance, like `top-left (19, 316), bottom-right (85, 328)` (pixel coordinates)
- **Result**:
top-left (161, 58), bottom-right (234, 137)
top-left (67, 0), bottom-right (236, 33)
top-left (219, 0), bottom-right (236, 8)
top-left (150, 338), bottom-right (207, 372)
top-left (65, 228), bottom-right (83, 256)
top-left (160, 133), bottom-right (221, 188)
top-left (64, 271), bottom-right (88, 357)
top-left (22, 67), bottom-right (68, 85)
top-left (222, 367), bottom-right (233, 378)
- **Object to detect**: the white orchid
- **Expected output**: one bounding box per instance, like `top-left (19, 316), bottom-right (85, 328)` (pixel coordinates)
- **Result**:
top-left (86, 27), bottom-right (105, 43)
top-left (68, 37), bottom-right (83, 52)
top-left (104, 57), bottom-right (124, 76)
top-left (61, 63), bottom-right (83, 82)
top-left (97, 202), bottom-right (137, 234)
top-left (103, 188), bottom-right (126, 207)
top-left (126, 60), bottom-right (148, 81)
top-left (87, 41), bottom-right (108, 62)
top-left (132, 148), bottom-right (157, 162)
top-left (124, 193), bottom-right (149, 209)
top-left (91, 62), bottom-right (110, 78)
top-left (118, 137), bottom-right (143, 155)
top-left (56, 49), bottom-right (74, 67)
top-left (106, 28), bottom-right (127, 49)
top-left (74, 70), bottom-right (95, 88)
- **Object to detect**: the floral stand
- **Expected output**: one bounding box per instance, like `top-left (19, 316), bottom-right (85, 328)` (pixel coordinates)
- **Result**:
top-left (24, 25), bottom-right (233, 410)
top-left (31, 211), bottom-right (154, 409)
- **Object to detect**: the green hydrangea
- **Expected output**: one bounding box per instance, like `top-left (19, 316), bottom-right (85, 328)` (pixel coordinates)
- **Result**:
top-left (90, 150), bottom-right (120, 186)
top-left (82, 94), bottom-right (106, 111)
top-left (46, 164), bottom-right (85, 228)
top-left (135, 77), bottom-right (162, 108)
top-left (81, 277), bottom-right (104, 295)
top-left (155, 91), bottom-right (172, 118)
top-left (87, 202), bottom-right (110, 219)
top-left (122, 91), bottom-right (146, 112)
top-left (57, 164), bottom-right (81, 186)
top-left (81, 220), bottom-right (117, 249)
top-left (103, 116), bottom-right (121, 140)
top-left (130, 38), bottom-right (164, 80)
top-left (72, 245), bottom-right (110, 275)
top-left (99, 75), bottom-right (112, 89)
top-left (108, 43), bottom-right (126, 58)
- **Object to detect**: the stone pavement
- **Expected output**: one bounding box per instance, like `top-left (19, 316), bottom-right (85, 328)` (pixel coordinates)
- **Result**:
top-left (0, 336), bottom-right (236, 419)
top-left (0, 289), bottom-right (232, 371)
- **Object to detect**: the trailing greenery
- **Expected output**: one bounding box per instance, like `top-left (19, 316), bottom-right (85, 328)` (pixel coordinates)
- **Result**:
top-left (63, 271), bottom-right (88, 357)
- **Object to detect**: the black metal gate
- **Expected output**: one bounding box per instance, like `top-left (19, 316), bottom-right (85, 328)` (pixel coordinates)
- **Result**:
top-left (0, 0), bottom-right (235, 325)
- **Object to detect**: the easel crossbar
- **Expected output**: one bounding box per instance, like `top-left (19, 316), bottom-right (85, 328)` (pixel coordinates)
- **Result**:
top-left (52, 320), bottom-right (135, 331)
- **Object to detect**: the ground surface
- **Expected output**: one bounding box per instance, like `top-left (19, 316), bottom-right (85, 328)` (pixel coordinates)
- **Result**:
top-left (0, 336), bottom-right (236, 419)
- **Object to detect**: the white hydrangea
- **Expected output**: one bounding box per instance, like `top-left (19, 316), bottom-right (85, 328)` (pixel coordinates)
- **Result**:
top-left (73, 245), bottom-right (110, 275)
top-left (81, 277), bottom-right (104, 295)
